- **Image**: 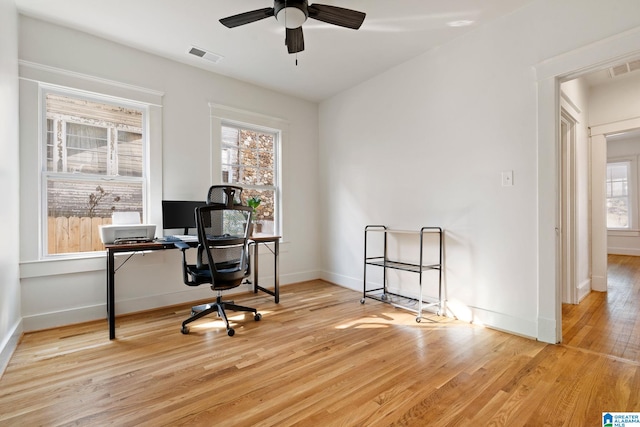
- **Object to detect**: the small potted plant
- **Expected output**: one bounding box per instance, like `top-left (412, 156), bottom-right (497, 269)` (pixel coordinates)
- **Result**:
top-left (247, 196), bottom-right (261, 234)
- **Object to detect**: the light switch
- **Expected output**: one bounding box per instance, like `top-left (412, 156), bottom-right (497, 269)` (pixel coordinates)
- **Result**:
top-left (501, 171), bottom-right (514, 187)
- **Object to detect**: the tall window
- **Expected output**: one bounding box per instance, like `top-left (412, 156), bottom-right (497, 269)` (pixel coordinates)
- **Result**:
top-left (43, 91), bottom-right (147, 255)
top-left (606, 161), bottom-right (631, 229)
top-left (221, 124), bottom-right (279, 235)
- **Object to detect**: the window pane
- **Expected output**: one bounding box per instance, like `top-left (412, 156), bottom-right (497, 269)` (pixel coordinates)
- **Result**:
top-left (66, 123), bottom-right (108, 174)
top-left (243, 188), bottom-right (276, 234)
top-left (606, 162), bottom-right (631, 229)
top-left (243, 166), bottom-right (258, 185)
top-left (44, 91), bottom-right (146, 255)
top-left (608, 197), bottom-right (629, 228)
top-left (46, 179), bottom-right (143, 254)
top-left (222, 127), bottom-right (239, 145)
top-left (221, 124), bottom-right (278, 235)
top-left (117, 130), bottom-right (143, 177)
top-left (46, 119), bottom-right (61, 172)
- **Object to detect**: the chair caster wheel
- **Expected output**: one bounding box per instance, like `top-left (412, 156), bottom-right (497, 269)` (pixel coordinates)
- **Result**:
top-left (416, 317), bottom-right (422, 323)
top-left (227, 328), bottom-right (235, 337)
top-left (360, 298), bottom-right (365, 304)
top-left (181, 326), bottom-right (190, 334)
top-left (254, 313), bottom-right (262, 321)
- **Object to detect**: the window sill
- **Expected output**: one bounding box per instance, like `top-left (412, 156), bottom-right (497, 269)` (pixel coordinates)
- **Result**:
top-left (20, 253), bottom-right (106, 279)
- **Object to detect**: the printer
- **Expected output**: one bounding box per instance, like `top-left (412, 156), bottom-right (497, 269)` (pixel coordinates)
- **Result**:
top-left (99, 212), bottom-right (156, 244)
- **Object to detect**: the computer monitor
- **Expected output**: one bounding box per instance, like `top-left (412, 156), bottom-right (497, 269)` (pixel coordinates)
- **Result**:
top-left (162, 200), bottom-right (207, 234)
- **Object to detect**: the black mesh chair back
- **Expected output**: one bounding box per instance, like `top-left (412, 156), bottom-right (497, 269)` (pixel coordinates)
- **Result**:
top-left (207, 185), bottom-right (243, 206)
top-left (176, 202), bottom-right (261, 336)
top-left (196, 203), bottom-right (252, 288)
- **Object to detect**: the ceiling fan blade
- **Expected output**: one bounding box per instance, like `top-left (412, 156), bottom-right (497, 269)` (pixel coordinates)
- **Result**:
top-left (286, 27), bottom-right (305, 54)
top-left (308, 4), bottom-right (365, 29)
top-left (219, 7), bottom-right (275, 28)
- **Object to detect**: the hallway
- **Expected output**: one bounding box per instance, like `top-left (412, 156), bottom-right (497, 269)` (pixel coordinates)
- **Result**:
top-left (562, 254), bottom-right (640, 363)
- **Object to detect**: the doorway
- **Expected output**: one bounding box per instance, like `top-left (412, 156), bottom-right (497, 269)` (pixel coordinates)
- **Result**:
top-left (557, 69), bottom-right (640, 346)
top-left (535, 28), bottom-right (640, 344)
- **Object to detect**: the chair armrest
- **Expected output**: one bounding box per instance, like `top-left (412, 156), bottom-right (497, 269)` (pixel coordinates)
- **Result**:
top-left (174, 241), bottom-right (191, 251)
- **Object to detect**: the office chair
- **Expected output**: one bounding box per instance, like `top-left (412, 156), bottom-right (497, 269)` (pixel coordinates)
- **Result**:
top-left (176, 202), bottom-right (261, 336)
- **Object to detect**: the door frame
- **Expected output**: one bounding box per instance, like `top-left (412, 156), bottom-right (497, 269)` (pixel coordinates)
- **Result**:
top-left (535, 28), bottom-right (640, 344)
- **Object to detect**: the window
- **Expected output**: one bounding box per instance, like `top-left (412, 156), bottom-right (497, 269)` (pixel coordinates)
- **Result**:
top-left (43, 91), bottom-right (147, 255)
top-left (606, 161), bottom-right (631, 229)
top-left (221, 123), bottom-right (279, 235)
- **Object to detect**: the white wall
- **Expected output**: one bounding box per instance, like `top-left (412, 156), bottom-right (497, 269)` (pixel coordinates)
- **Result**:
top-left (590, 73), bottom-right (640, 127)
top-left (18, 16), bottom-right (320, 331)
top-left (318, 0), bottom-right (640, 340)
top-left (0, 0), bottom-right (22, 374)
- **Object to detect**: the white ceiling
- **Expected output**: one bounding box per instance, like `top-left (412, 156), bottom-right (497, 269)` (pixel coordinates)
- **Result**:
top-left (15, 0), bottom-right (537, 102)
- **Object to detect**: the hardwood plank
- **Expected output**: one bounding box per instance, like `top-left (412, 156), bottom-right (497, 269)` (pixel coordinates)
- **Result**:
top-left (1, 280), bottom-right (639, 426)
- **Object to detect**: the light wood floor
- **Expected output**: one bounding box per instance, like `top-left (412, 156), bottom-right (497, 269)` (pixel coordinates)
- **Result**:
top-left (1, 270), bottom-right (639, 426)
top-left (562, 254), bottom-right (640, 362)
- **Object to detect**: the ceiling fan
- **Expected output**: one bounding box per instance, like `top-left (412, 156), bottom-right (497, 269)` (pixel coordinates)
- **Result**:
top-left (219, 0), bottom-right (366, 54)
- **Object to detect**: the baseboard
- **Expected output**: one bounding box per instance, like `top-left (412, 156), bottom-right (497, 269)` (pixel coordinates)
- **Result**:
top-left (536, 315), bottom-right (559, 344)
top-left (280, 270), bottom-right (321, 286)
top-left (608, 247), bottom-right (640, 256)
top-left (577, 278), bottom-right (591, 302)
top-left (592, 274), bottom-right (607, 292)
top-left (22, 271), bottom-right (322, 333)
top-left (0, 319), bottom-right (23, 378)
top-left (320, 269), bottom-right (362, 292)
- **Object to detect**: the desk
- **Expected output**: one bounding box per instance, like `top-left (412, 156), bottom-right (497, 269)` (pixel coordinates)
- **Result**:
top-left (105, 235), bottom-right (280, 340)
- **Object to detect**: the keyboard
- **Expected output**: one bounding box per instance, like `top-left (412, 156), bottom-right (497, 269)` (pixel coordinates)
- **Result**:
top-left (162, 235), bottom-right (198, 242)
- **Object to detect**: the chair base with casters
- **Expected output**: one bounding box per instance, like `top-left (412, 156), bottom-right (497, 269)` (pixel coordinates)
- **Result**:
top-left (182, 288), bottom-right (262, 336)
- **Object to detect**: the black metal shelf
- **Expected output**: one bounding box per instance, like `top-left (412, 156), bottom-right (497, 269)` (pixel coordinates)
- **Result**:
top-left (361, 225), bottom-right (443, 322)
top-left (365, 257), bottom-right (441, 273)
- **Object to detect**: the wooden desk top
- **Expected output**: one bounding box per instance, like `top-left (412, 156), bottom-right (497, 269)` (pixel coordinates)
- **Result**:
top-left (105, 235), bottom-right (279, 251)
top-left (250, 234), bottom-right (281, 243)
top-left (104, 241), bottom-right (173, 251)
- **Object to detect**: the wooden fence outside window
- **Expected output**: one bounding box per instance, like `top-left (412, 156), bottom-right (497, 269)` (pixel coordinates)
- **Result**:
top-left (47, 216), bottom-right (111, 254)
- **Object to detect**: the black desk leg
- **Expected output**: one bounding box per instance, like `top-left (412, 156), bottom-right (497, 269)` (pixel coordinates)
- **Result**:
top-left (274, 240), bottom-right (279, 303)
top-left (252, 240), bottom-right (280, 303)
top-left (253, 242), bottom-right (260, 295)
top-left (107, 248), bottom-right (116, 339)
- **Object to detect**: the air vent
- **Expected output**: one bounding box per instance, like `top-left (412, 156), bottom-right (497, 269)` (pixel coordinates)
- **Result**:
top-left (608, 60), bottom-right (640, 78)
top-left (188, 46), bottom-right (224, 64)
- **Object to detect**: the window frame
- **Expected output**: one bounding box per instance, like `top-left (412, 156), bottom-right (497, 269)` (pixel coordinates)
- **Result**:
top-left (606, 157), bottom-right (636, 231)
top-left (209, 104), bottom-right (286, 239)
top-left (40, 85), bottom-right (150, 258)
top-left (221, 121), bottom-right (280, 227)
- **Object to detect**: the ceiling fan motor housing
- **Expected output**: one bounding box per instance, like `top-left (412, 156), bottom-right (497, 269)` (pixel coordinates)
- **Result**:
top-left (274, 0), bottom-right (309, 28)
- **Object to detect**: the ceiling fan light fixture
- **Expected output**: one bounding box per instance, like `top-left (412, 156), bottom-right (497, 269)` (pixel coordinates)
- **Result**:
top-left (276, 7), bottom-right (307, 28)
